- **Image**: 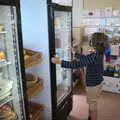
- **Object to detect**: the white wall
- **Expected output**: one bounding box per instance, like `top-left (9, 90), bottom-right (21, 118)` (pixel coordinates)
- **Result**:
top-left (20, 0), bottom-right (52, 119)
top-left (73, 0), bottom-right (83, 27)
top-left (72, 0), bottom-right (120, 44)
top-left (84, 0), bottom-right (120, 9)
top-left (72, 0), bottom-right (84, 45)
top-left (73, 0), bottom-right (120, 27)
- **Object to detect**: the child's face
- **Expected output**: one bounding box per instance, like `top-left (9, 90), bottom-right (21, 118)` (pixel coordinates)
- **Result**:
top-left (87, 46), bottom-right (96, 54)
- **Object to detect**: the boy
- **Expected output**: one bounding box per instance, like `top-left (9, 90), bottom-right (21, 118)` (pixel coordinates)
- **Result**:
top-left (52, 32), bottom-right (108, 120)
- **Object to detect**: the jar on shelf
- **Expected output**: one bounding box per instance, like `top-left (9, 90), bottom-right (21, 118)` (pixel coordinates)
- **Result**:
top-left (0, 25), bottom-right (5, 31)
top-left (0, 49), bottom-right (6, 61)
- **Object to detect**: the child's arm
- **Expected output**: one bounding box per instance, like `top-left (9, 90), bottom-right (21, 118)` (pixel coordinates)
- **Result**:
top-left (61, 60), bottom-right (85, 69)
top-left (52, 54), bottom-right (96, 69)
top-left (74, 53), bottom-right (84, 59)
top-left (74, 49), bottom-right (96, 59)
top-left (61, 54), bottom-right (96, 69)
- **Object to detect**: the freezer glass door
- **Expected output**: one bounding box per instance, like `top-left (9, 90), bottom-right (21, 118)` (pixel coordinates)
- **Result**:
top-left (0, 5), bottom-right (26, 120)
top-left (54, 11), bottom-right (72, 103)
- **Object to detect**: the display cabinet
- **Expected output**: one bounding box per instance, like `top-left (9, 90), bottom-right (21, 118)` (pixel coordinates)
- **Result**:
top-left (0, 0), bottom-right (28, 120)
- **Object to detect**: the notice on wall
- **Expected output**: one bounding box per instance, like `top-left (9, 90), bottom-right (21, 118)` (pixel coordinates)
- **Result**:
top-left (111, 44), bottom-right (120, 56)
top-left (105, 7), bottom-right (112, 17)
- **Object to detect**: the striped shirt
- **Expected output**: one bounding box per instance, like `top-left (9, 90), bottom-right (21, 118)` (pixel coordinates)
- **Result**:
top-left (61, 53), bottom-right (104, 86)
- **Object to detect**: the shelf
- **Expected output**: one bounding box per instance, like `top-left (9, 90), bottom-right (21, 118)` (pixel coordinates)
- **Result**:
top-left (0, 60), bottom-right (11, 67)
top-left (0, 96), bottom-right (13, 107)
top-left (79, 25), bottom-right (120, 28)
top-left (0, 31), bottom-right (7, 34)
top-left (24, 49), bottom-right (42, 68)
top-left (109, 40), bottom-right (120, 43)
top-left (27, 78), bottom-right (43, 100)
top-left (25, 73), bottom-right (38, 88)
top-left (80, 16), bottom-right (120, 19)
top-left (29, 102), bottom-right (44, 120)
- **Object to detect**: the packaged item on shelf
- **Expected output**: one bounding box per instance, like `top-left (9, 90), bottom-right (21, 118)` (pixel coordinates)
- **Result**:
top-left (88, 10), bottom-right (95, 17)
top-left (103, 64), bottom-right (109, 71)
top-left (0, 49), bottom-right (6, 61)
top-left (81, 9), bottom-right (88, 17)
top-left (0, 25), bottom-right (5, 31)
top-left (105, 47), bottom-right (111, 62)
top-left (111, 55), bottom-right (117, 60)
top-left (0, 104), bottom-right (17, 120)
top-left (0, 80), bottom-right (13, 101)
top-left (113, 9), bottom-right (120, 17)
top-left (103, 64), bottom-right (115, 77)
top-left (119, 45), bottom-right (120, 56)
top-left (114, 64), bottom-right (120, 77)
top-left (24, 49), bottom-right (29, 60)
top-left (108, 65), bottom-right (115, 72)
top-left (105, 7), bottom-right (112, 17)
top-left (99, 9), bottom-right (105, 17)
top-left (114, 69), bottom-right (119, 77)
top-left (111, 44), bottom-right (119, 56)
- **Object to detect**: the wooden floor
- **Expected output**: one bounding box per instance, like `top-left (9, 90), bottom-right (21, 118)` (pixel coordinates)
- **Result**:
top-left (70, 81), bottom-right (120, 120)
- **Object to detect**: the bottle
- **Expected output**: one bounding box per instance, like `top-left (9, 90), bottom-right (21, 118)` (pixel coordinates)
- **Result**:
top-left (114, 66), bottom-right (119, 77)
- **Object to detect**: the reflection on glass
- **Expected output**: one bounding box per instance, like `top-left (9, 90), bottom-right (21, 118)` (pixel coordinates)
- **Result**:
top-left (54, 11), bottom-right (72, 102)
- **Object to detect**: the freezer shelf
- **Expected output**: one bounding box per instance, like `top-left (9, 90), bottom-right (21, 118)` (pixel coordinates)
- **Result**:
top-left (0, 31), bottom-right (7, 34)
top-left (27, 77), bottom-right (43, 100)
top-left (57, 84), bottom-right (71, 102)
top-left (29, 102), bottom-right (44, 120)
top-left (0, 103), bottom-right (17, 120)
top-left (0, 96), bottom-right (13, 107)
top-left (0, 60), bottom-right (11, 67)
top-left (24, 49), bottom-right (42, 68)
top-left (0, 30), bottom-right (7, 34)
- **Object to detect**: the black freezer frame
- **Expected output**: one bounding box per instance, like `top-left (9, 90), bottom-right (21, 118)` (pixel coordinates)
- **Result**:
top-left (47, 1), bottom-right (73, 120)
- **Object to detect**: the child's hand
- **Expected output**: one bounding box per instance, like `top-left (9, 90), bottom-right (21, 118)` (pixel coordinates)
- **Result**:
top-left (51, 56), bottom-right (61, 64)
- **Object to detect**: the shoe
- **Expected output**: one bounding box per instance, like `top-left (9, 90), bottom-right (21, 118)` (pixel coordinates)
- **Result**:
top-left (88, 116), bottom-right (91, 120)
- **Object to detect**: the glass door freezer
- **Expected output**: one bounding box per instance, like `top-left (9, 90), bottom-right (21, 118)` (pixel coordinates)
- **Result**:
top-left (48, 4), bottom-right (73, 120)
top-left (0, 0), bottom-right (28, 120)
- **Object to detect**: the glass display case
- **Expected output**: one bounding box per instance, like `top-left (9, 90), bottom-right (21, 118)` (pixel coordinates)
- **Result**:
top-left (54, 11), bottom-right (72, 102)
top-left (0, 1), bottom-right (27, 120)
